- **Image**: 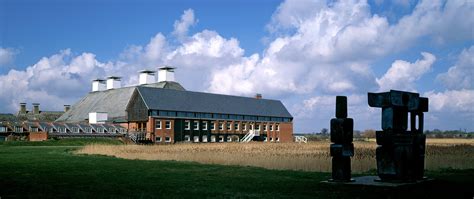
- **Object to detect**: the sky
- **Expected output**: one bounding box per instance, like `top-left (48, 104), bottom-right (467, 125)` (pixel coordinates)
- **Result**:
top-left (0, 0), bottom-right (473, 132)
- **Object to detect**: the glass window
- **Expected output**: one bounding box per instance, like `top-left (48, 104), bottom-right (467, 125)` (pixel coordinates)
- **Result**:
top-left (226, 122), bottom-right (231, 131)
top-left (249, 124), bottom-right (253, 130)
top-left (263, 124), bottom-right (267, 131)
top-left (156, 137), bottom-right (162, 142)
top-left (234, 122), bottom-right (239, 131)
top-left (184, 121), bottom-right (190, 130)
top-left (242, 123), bottom-right (247, 131)
top-left (155, 120), bottom-right (161, 129)
top-left (219, 122), bottom-right (224, 130)
top-left (276, 124), bottom-right (280, 131)
top-left (255, 124), bottom-right (260, 130)
top-left (270, 124), bottom-right (273, 131)
top-left (165, 121), bottom-right (171, 129)
top-left (165, 136), bottom-right (171, 142)
top-left (186, 112), bottom-right (194, 118)
top-left (210, 121), bottom-right (215, 130)
top-left (193, 121), bottom-right (199, 130)
top-left (177, 111), bottom-right (186, 117)
top-left (236, 115), bottom-right (243, 120)
top-left (184, 135), bottom-right (191, 142)
top-left (202, 122), bottom-right (208, 130)
top-left (159, 111), bottom-right (167, 116)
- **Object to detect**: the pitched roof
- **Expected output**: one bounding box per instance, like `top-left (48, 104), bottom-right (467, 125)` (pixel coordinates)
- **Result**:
top-left (136, 87), bottom-right (292, 118)
top-left (55, 87), bottom-right (136, 122)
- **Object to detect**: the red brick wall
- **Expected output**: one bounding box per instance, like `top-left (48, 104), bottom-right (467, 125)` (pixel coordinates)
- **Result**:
top-left (153, 118), bottom-right (175, 143)
top-left (29, 132), bottom-right (48, 141)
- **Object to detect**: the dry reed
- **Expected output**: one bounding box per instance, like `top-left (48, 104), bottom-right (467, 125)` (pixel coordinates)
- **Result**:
top-left (76, 139), bottom-right (474, 173)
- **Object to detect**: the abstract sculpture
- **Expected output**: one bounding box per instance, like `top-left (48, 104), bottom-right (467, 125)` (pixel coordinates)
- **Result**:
top-left (368, 90), bottom-right (428, 182)
top-left (330, 96), bottom-right (354, 182)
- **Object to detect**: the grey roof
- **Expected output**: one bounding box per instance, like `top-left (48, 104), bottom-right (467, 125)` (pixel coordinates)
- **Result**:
top-left (142, 81), bottom-right (185, 91)
top-left (137, 87), bottom-right (292, 118)
top-left (56, 87), bottom-right (136, 122)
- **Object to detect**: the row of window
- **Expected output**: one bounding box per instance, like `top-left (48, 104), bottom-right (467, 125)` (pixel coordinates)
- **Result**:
top-left (155, 135), bottom-right (281, 143)
top-left (155, 120), bottom-right (280, 132)
top-left (150, 110), bottom-right (292, 122)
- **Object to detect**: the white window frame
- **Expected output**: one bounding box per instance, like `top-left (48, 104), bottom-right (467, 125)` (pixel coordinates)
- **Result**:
top-left (165, 136), bottom-right (171, 142)
top-left (185, 120), bottom-right (190, 130)
top-left (193, 121), bottom-right (199, 130)
top-left (255, 124), bottom-right (260, 131)
top-left (156, 136), bottom-right (162, 142)
top-left (202, 135), bottom-right (208, 142)
top-left (210, 122), bottom-right (215, 130)
top-left (155, 120), bottom-right (162, 129)
top-left (242, 123), bottom-right (247, 131)
top-left (226, 122), bottom-right (231, 131)
top-left (270, 124), bottom-right (273, 131)
top-left (184, 135), bottom-right (191, 142)
top-left (234, 122), bottom-right (239, 131)
top-left (249, 124), bottom-right (253, 130)
top-left (263, 124), bottom-right (267, 131)
top-left (276, 124), bottom-right (280, 131)
top-left (219, 122), bottom-right (224, 130)
top-left (276, 137), bottom-right (280, 142)
top-left (193, 136), bottom-right (200, 142)
top-left (165, 121), bottom-right (171, 129)
top-left (202, 122), bottom-right (208, 130)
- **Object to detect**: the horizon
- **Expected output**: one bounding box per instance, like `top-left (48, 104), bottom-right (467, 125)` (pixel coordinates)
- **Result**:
top-left (1, 0), bottom-right (473, 132)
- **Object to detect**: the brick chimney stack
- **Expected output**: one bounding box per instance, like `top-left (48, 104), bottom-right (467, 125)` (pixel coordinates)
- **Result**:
top-left (255, 93), bottom-right (262, 99)
top-left (64, 105), bottom-right (71, 112)
top-left (19, 103), bottom-right (27, 114)
top-left (32, 103), bottom-right (40, 114)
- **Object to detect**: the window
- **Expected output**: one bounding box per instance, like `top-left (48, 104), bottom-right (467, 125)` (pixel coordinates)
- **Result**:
top-left (234, 122), bottom-right (239, 131)
top-left (270, 137), bottom-right (274, 142)
top-left (226, 122), bottom-right (231, 131)
top-left (184, 135), bottom-right (191, 142)
top-left (165, 121), bottom-right (171, 129)
top-left (0, 127), bottom-right (6, 132)
top-left (263, 124), bottom-right (267, 131)
top-left (210, 122), bottom-right (215, 130)
top-left (255, 124), bottom-right (260, 131)
top-left (155, 120), bottom-right (161, 129)
top-left (227, 136), bottom-right (232, 142)
top-left (185, 120), bottom-right (190, 130)
top-left (193, 136), bottom-right (200, 142)
top-left (202, 135), bottom-right (208, 142)
top-left (270, 124), bottom-right (273, 131)
top-left (202, 122), bottom-right (208, 130)
top-left (276, 137), bottom-right (280, 142)
top-left (276, 124), bottom-right (280, 131)
top-left (193, 121), bottom-right (199, 130)
top-left (249, 124), bottom-right (253, 130)
top-left (156, 136), bottom-right (162, 142)
top-left (219, 122), bottom-right (224, 130)
top-left (72, 127), bottom-right (78, 133)
top-left (165, 136), bottom-right (171, 142)
top-left (242, 123), bottom-right (247, 131)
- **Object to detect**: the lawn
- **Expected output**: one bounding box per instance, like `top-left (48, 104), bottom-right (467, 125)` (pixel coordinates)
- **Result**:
top-left (0, 140), bottom-right (473, 198)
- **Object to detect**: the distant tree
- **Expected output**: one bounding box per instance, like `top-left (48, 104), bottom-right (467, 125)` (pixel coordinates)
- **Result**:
top-left (320, 128), bottom-right (328, 135)
top-left (362, 129), bottom-right (376, 138)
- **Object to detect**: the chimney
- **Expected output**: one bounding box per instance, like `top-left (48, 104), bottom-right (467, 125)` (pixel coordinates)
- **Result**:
top-left (19, 103), bottom-right (27, 114)
top-left (139, 70), bottom-right (156, 85)
top-left (32, 103), bottom-right (40, 114)
top-left (106, 76), bottom-right (121, 89)
top-left (89, 112), bottom-right (108, 124)
top-left (255, 93), bottom-right (262, 99)
top-left (92, 79), bottom-right (106, 92)
top-left (64, 105), bottom-right (71, 112)
top-left (158, 66), bottom-right (175, 82)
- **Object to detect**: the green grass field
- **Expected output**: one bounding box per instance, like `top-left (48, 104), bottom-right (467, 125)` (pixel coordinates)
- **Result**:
top-left (0, 140), bottom-right (473, 198)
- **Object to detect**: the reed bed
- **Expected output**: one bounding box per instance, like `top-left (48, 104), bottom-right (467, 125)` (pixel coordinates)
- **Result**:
top-left (76, 139), bottom-right (474, 173)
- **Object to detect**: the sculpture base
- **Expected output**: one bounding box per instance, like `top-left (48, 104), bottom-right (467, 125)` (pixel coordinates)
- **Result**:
top-left (322, 176), bottom-right (432, 187)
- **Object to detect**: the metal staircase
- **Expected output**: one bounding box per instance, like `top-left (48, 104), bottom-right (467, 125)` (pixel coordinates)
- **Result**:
top-left (240, 130), bottom-right (259, 143)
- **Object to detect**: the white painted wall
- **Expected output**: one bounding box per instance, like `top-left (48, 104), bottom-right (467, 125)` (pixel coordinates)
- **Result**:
top-left (106, 79), bottom-right (121, 89)
top-left (89, 112), bottom-right (108, 124)
top-left (158, 69), bottom-right (175, 82)
top-left (92, 81), bottom-right (106, 92)
top-left (139, 73), bottom-right (155, 85)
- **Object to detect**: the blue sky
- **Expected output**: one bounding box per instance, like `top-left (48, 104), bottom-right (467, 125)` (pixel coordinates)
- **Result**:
top-left (1, 0), bottom-right (473, 132)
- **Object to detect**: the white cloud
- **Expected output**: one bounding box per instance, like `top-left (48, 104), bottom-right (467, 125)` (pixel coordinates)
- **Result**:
top-left (376, 52), bottom-right (435, 91)
top-left (0, 47), bottom-right (18, 66)
top-left (437, 46), bottom-right (474, 89)
top-left (0, 49), bottom-right (110, 112)
top-left (172, 9), bottom-right (198, 41)
top-left (424, 89), bottom-right (474, 113)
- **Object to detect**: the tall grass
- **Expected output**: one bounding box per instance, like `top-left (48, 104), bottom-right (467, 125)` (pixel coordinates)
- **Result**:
top-left (76, 139), bottom-right (474, 173)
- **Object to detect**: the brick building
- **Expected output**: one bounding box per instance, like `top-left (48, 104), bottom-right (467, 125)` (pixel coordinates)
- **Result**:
top-left (56, 67), bottom-right (294, 143)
